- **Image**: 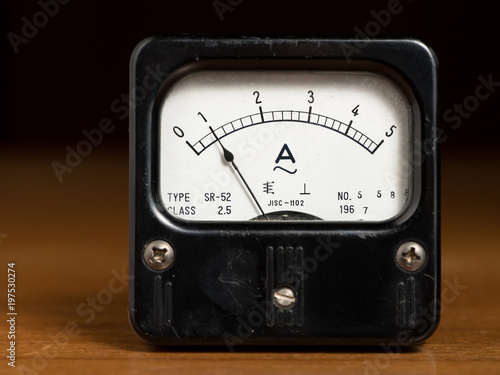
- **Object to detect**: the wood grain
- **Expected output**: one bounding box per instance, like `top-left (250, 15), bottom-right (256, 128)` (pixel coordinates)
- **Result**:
top-left (0, 142), bottom-right (499, 374)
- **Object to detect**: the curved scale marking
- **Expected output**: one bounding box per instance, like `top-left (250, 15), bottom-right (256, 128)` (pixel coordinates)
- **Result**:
top-left (186, 110), bottom-right (384, 155)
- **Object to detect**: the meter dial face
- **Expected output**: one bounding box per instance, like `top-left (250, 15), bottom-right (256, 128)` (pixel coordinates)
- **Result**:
top-left (159, 70), bottom-right (414, 222)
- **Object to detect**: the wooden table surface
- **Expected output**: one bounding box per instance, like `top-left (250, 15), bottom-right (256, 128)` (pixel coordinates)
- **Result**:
top-left (0, 142), bottom-right (499, 374)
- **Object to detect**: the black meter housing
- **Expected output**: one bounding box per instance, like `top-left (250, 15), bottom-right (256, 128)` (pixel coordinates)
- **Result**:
top-left (129, 36), bottom-right (439, 346)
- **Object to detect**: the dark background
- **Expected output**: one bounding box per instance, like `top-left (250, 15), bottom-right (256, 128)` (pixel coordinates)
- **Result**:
top-left (2, 0), bottom-right (499, 151)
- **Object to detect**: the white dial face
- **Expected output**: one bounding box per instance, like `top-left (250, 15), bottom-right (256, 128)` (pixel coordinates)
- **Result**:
top-left (159, 70), bottom-right (413, 222)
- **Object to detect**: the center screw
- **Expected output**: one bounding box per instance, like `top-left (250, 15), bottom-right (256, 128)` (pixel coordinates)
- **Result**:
top-left (273, 287), bottom-right (296, 309)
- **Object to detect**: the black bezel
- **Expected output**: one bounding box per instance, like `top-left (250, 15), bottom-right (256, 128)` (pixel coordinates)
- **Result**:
top-left (129, 36), bottom-right (439, 346)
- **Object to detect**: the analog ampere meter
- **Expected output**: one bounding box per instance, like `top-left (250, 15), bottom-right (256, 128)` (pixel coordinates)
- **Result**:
top-left (129, 36), bottom-right (439, 346)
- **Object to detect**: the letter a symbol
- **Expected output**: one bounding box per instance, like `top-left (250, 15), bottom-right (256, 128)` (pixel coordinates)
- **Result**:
top-left (275, 144), bottom-right (296, 163)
